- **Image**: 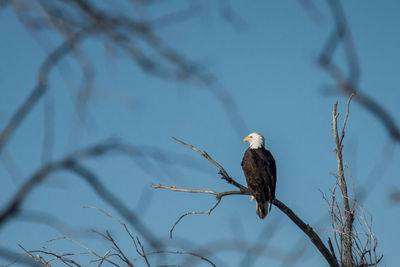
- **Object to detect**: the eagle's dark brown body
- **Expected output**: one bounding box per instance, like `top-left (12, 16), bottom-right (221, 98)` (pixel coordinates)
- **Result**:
top-left (241, 147), bottom-right (276, 219)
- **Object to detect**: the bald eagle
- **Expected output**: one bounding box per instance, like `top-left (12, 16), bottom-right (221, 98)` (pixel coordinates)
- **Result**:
top-left (242, 133), bottom-right (276, 219)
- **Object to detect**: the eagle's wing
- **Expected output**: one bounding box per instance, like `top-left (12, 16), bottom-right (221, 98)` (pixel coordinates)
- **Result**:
top-left (254, 149), bottom-right (276, 200)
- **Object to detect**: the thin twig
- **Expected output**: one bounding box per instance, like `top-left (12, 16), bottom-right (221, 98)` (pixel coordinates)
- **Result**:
top-left (105, 231), bottom-right (133, 267)
top-left (144, 250), bottom-right (216, 267)
top-left (18, 245), bottom-right (51, 267)
top-left (136, 237), bottom-right (151, 267)
top-left (340, 93), bottom-right (355, 145)
top-left (152, 184), bottom-right (243, 238)
top-left (97, 250), bottom-right (111, 267)
top-left (171, 137), bottom-right (248, 192)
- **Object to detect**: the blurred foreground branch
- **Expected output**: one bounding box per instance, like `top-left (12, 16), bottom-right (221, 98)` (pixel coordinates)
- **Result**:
top-left (0, 27), bottom-right (90, 155)
top-left (0, 141), bottom-right (162, 248)
top-left (319, 0), bottom-right (400, 142)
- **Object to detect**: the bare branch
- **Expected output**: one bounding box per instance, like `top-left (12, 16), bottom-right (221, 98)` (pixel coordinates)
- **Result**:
top-left (97, 250), bottom-right (111, 267)
top-left (332, 98), bottom-right (355, 266)
top-left (0, 141), bottom-right (162, 248)
top-left (18, 245), bottom-right (51, 267)
top-left (136, 238), bottom-right (151, 267)
top-left (340, 93), bottom-right (355, 146)
top-left (152, 184), bottom-right (241, 238)
top-left (144, 250), bottom-right (216, 267)
top-left (154, 138), bottom-right (339, 267)
top-left (0, 27), bottom-right (91, 155)
top-left (319, 0), bottom-right (400, 142)
top-left (171, 137), bottom-right (248, 192)
top-left (105, 231), bottom-right (133, 267)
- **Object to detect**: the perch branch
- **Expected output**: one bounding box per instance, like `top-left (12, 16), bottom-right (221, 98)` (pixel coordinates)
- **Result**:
top-left (153, 137), bottom-right (339, 267)
top-left (171, 137), bottom-right (248, 192)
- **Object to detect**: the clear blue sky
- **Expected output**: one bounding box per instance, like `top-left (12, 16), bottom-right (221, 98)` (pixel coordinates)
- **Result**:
top-left (1, 1), bottom-right (399, 266)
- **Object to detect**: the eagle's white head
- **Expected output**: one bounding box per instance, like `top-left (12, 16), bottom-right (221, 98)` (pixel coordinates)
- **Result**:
top-left (243, 132), bottom-right (265, 149)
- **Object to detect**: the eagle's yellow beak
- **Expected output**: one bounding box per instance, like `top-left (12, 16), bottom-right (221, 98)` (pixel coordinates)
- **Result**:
top-left (243, 136), bottom-right (250, 142)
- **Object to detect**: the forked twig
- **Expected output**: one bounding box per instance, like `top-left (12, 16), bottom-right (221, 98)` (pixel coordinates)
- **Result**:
top-left (171, 137), bottom-right (248, 192)
top-left (152, 184), bottom-right (242, 238)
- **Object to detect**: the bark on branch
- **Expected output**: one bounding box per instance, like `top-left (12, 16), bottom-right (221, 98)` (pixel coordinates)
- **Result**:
top-left (332, 95), bottom-right (355, 266)
top-left (155, 137), bottom-right (339, 267)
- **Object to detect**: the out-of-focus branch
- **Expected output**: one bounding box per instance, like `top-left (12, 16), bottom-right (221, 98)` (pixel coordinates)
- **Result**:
top-left (0, 141), bottom-right (162, 249)
top-left (319, 0), bottom-right (400, 143)
top-left (0, 246), bottom-right (41, 267)
top-left (0, 27), bottom-right (90, 155)
top-left (60, 0), bottom-right (248, 136)
top-left (332, 97), bottom-right (354, 266)
top-left (153, 137), bottom-right (339, 267)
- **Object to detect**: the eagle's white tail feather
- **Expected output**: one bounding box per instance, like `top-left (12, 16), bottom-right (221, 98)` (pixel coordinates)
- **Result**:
top-left (256, 202), bottom-right (269, 219)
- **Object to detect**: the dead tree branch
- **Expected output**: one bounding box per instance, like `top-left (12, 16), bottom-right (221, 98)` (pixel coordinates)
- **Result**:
top-left (171, 137), bottom-right (248, 192)
top-left (332, 96), bottom-right (355, 266)
top-left (18, 245), bottom-right (51, 267)
top-left (18, 206), bottom-right (215, 267)
top-left (142, 250), bottom-right (217, 267)
top-left (152, 184), bottom-right (241, 238)
top-left (153, 137), bottom-right (339, 267)
top-left (329, 97), bottom-right (381, 266)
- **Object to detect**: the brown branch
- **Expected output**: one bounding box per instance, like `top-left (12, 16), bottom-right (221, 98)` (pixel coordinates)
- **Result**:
top-left (105, 231), bottom-right (133, 267)
top-left (154, 136), bottom-right (339, 266)
top-left (332, 98), bottom-right (355, 266)
top-left (272, 199), bottom-right (339, 267)
top-left (136, 237), bottom-right (151, 267)
top-left (328, 237), bottom-right (338, 262)
top-left (18, 245), bottom-right (51, 267)
top-left (340, 94), bottom-right (354, 146)
top-left (151, 184), bottom-right (244, 198)
top-left (45, 236), bottom-right (118, 266)
top-left (97, 250), bottom-right (111, 267)
top-left (171, 137), bottom-right (248, 192)
top-left (154, 183), bottom-right (339, 267)
top-left (152, 184), bottom-right (242, 238)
